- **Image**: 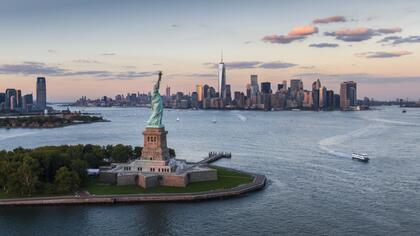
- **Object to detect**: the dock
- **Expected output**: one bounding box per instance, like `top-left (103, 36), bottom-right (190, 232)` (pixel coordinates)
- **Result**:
top-left (197, 152), bottom-right (232, 165)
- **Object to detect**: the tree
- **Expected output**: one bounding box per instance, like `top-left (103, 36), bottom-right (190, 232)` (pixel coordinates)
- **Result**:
top-left (110, 144), bottom-right (133, 163)
top-left (54, 167), bottom-right (80, 194)
top-left (70, 159), bottom-right (88, 184)
top-left (8, 155), bottom-right (40, 196)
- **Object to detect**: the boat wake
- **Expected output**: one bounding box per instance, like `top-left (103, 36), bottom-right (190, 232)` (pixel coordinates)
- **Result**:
top-left (368, 118), bottom-right (418, 126)
top-left (235, 114), bottom-right (247, 122)
top-left (318, 123), bottom-right (386, 158)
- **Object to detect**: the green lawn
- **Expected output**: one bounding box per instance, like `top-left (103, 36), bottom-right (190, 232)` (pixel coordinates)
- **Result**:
top-left (83, 166), bottom-right (254, 195)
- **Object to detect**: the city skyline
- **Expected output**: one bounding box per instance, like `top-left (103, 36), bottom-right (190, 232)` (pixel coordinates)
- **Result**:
top-left (1, 0), bottom-right (420, 101)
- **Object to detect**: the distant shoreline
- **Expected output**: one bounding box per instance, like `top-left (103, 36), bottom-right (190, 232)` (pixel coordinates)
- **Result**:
top-left (0, 114), bottom-right (108, 129)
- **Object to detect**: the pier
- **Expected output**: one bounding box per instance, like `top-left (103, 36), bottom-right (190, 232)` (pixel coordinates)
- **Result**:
top-left (197, 152), bottom-right (232, 165)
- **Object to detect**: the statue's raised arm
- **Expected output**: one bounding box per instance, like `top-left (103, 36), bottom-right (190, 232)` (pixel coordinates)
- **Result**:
top-left (153, 71), bottom-right (162, 93)
top-left (147, 71), bottom-right (164, 128)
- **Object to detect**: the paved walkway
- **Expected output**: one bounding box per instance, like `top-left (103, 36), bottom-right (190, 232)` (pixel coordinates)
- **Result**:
top-left (0, 173), bottom-right (266, 206)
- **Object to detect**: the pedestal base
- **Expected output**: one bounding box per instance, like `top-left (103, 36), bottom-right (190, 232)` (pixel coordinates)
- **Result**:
top-left (141, 127), bottom-right (170, 161)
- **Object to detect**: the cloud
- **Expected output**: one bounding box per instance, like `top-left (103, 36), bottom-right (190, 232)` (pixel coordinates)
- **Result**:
top-left (309, 43), bottom-right (339, 48)
top-left (73, 59), bottom-right (101, 64)
top-left (171, 24), bottom-right (180, 28)
top-left (376, 27), bottom-right (402, 34)
top-left (262, 35), bottom-right (304, 44)
top-left (258, 61), bottom-right (297, 69)
top-left (262, 25), bottom-right (318, 44)
top-left (294, 72), bottom-right (420, 84)
top-left (47, 49), bottom-right (56, 53)
top-left (313, 16), bottom-right (346, 24)
top-left (101, 53), bottom-right (116, 56)
top-left (170, 73), bottom-right (218, 78)
top-left (226, 61), bottom-right (261, 69)
top-left (0, 61), bottom-right (156, 80)
top-left (325, 27), bottom-right (402, 42)
top-left (324, 28), bottom-right (375, 42)
top-left (378, 35), bottom-right (420, 45)
top-left (204, 61), bottom-right (297, 69)
top-left (356, 51), bottom-right (412, 58)
top-left (0, 62), bottom-right (66, 75)
top-left (288, 25), bottom-right (319, 36)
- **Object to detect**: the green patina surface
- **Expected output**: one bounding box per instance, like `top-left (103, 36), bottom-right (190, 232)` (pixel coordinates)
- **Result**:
top-left (83, 167), bottom-right (253, 195)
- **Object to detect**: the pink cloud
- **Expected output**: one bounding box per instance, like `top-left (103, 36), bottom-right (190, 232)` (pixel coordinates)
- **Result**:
top-left (334, 28), bottom-right (372, 36)
top-left (262, 25), bottom-right (318, 44)
top-left (288, 25), bottom-right (319, 36)
top-left (313, 16), bottom-right (346, 24)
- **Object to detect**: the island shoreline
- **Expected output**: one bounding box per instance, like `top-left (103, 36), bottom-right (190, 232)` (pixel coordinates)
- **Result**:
top-left (0, 169), bottom-right (266, 207)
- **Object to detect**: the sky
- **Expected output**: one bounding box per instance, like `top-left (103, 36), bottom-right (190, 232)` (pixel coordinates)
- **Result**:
top-left (0, 0), bottom-right (419, 102)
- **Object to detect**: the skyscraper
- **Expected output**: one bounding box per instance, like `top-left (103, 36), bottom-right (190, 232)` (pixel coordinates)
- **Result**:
top-left (225, 84), bottom-right (232, 104)
top-left (0, 93), bottom-right (5, 111)
top-left (36, 77), bottom-right (47, 110)
top-left (250, 75), bottom-right (259, 96)
top-left (261, 82), bottom-right (271, 94)
top-left (22, 94), bottom-right (34, 112)
top-left (218, 54), bottom-right (226, 99)
top-left (340, 81), bottom-right (357, 110)
top-left (165, 86), bottom-right (171, 97)
top-left (5, 89), bottom-right (17, 112)
top-left (196, 84), bottom-right (203, 102)
top-left (312, 79), bottom-right (321, 110)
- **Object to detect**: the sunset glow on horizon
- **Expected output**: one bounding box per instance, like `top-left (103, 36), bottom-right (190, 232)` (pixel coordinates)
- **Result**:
top-left (1, 0), bottom-right (420, 101)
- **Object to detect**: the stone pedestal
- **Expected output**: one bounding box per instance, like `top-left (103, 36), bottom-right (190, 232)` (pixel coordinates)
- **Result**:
top-left (141, 127), bottom-right (170, 161)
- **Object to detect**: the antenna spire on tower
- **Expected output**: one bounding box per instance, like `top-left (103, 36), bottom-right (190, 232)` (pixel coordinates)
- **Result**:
top-left (221, 51), bottom-right (223, 63)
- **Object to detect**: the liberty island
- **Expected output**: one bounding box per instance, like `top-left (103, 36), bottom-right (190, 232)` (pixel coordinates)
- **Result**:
top-left (100, 71), bottom-right (222, 188)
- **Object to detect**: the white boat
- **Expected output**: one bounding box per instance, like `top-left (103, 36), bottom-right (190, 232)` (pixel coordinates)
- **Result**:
top-left (176, 117), bottom-right (180, 122)
top-left (212, 118), bottom-right (217, 123)
top-left (352, 153), bottom-right (369, 162)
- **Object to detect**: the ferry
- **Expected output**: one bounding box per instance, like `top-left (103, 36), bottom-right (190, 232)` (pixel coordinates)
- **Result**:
top-left (352, 153), bottom-right (369, 162)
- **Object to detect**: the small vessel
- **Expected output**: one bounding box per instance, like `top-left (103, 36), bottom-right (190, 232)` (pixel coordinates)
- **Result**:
top-left (352, 153), bottom-right (369, 162)
top-left (212, 118), bottom-right (217, 123)
top-left (176, 117), bottom-right (180, 122)
top-left (402, 109), bottom-right (407, 113)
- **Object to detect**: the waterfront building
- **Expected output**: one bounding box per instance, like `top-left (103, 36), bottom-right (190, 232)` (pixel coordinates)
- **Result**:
top-left (0, 93), bottom-right (5, 111)
top-left (246, 84), bottom-right (251, 98)
top-left (334, 94), bottom-right (341, 109)
top-left (225, 84), bottom-right (232, 105)
top-left (326, 90), bottom-right (334, 111)
top-left (5, 89), bottom-right (17, 112)
top-left (17, 90), bottom-right (22, 110)
top-left (340, 81), bottom-right (357, 110)
top-left (282, 80), bottom-right (287, 92)
top-left (261, 82), bottom-right (271, 94)
top-left (312, 79), bottom-right (321, 110)
top-left (290, 79), bottom-right (304, 108)
top-left (320, 86), bottom-right (327, 109)
top-left (22, 94), bottom-right (34, 112)
top-left (303, 90), bottom-right (313, 109)
top-left (218, 55), bottom-right (226, 99)
top-left (191, 92), bottom-right (198, 108)
top-left (196, 84), bottom-right (203, 102)
top-left (36, 77), bottom-right (47, 110)
top-left (166, 86), bottom-right (171, 97)
top-left (203, 84), bottom-right (209, 99)
top-left (250, 75), bottom-right (259, 96)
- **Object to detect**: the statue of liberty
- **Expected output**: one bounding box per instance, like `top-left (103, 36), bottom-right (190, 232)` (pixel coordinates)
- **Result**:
top-left (147, 71), bottom-right (164, 128)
